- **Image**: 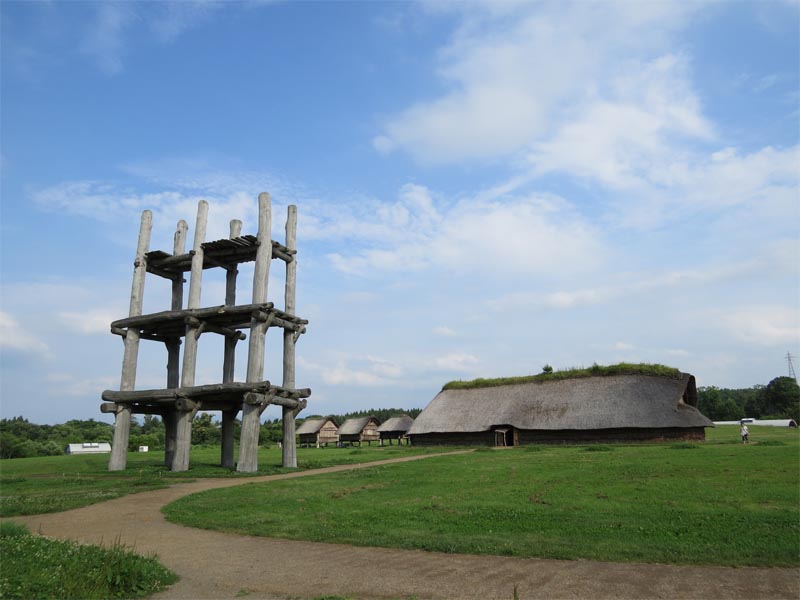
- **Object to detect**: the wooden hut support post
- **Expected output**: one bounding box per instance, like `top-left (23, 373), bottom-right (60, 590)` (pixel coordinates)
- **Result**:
top-left (163, 339), bottom-right (180, 468)
top-left (164, 220), bottom-right (187, 467)
top-left (282, 205), bottom-right (300, 468)
top-left (238, 193), bottom-right (273, 473)
top-left (109, 211), bottom-right (152, 471)
top-left (220, 219), bottom-right (242, 469)
top-left (171, 201), bottom-right (208, 472)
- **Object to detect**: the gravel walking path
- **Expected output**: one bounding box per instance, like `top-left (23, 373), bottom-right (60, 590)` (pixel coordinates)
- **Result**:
top-left (9, 452), bottom-right (799, 600)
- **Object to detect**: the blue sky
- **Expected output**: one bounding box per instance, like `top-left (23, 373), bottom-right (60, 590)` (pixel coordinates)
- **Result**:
top-left (1, 1), bottom-right (798, 425)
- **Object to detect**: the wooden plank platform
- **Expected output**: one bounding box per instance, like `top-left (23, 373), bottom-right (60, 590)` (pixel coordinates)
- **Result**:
top-left (102, 381), bottom-right (311, 413)
top-left (145, 235), bottom-right (295, 279)
top-left (110, 303), bottom-right (308, 340)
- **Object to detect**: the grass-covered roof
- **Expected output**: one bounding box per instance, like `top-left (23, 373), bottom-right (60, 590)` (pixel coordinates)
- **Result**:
top-left (442, 363), bottom-right (681, 391)
top-left (411, 367), bottom-right (707, 436)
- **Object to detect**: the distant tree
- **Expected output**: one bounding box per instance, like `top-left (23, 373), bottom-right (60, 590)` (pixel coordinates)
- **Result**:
top-left (759, 377), bottom-right (800, 421)
top-left (717, 398), bottom-right (744, 421)
top-left (260, 419), bottom-right (283, 445)
top-left (141, 415), bottom-right (165, 435)
top-left (191, 413), bottom-right (220, 446)
top-left (542, 364), bottom-right (553, 374)
top-left (698, 386), bottom-right (723, 419)
top-left (0, 432), bottom-right (25, 459)
top-left (337, 407), bottom-right (423, 423)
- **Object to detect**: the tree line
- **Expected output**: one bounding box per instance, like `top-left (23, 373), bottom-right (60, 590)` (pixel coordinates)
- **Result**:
top-left (697, 376), bottom-right (799, 422)
top-left (3, 377), bottom-right (796, 460)
top-left (0, 407), bottom-right (422, 459)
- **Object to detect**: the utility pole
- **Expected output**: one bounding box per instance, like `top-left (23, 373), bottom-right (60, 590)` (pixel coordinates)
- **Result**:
top-left (787, 352), bottom-right (797, 383)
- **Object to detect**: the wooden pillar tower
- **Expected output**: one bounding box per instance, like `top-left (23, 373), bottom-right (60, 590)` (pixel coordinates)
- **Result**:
top-left (103, 193), bottom-right (310, 472)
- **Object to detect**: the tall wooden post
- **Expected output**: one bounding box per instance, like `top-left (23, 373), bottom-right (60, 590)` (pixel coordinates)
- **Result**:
top-left (164, 219), bottom-right (187, 467)
top-left (172, 201), bottom-right (208, 472)
top-left (109, 210), bottom-right (152, 471)
top-left (238, 193), bottom-right (272, 472)
top-left (221, 219), bottom-right (242, 469)
top-left (282, 205), bottom-right (299, 468)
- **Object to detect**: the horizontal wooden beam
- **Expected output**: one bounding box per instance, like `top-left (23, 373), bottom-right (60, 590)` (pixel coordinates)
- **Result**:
top-left (102, 382), bottom-right (310, 406)
top-left (110, 327), bottom-right (167, 342)
top-left (252, 309), bottom-right (308, 327)
top-left (146, 264), bottom-right (183, 281)
top-left (184, 317), bottom-right (246, 340)
top-left (111, 303), bottom-right (275, 330)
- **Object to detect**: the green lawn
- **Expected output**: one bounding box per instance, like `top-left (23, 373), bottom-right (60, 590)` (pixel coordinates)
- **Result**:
top-left (163, 426), bottom-right (800, 567)
top-left (0, 522), bottom-right (177, 599)
top-left (0, 444), bottom-right (446, 517)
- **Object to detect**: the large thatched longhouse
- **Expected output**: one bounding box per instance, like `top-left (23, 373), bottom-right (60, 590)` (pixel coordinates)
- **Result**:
top-left (408, 367), bottom-right (713, 446)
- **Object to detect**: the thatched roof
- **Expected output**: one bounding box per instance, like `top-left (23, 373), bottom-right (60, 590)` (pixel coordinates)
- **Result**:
top-left (338, 416), bottom-right (380, 436)
top-left (408, 373), bottom-right (712, 435)
top-left (377, 415), bottom-right (415, 433)
top-left (296, 417), bottom-right (337, 435)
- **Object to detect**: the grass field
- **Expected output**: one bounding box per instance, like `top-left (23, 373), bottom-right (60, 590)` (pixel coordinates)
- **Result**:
top-left (0, 521), bottom-right (177, 599)
top-left (163, 426), bottom-right (800, 567)
top-left (0, 444), bottom-right (445, 517)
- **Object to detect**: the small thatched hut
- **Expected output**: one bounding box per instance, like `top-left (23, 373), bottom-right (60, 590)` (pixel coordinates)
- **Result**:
top-left (408, 371), bottom-right (712, 446)
top-left (338, 416), bottom-right (381, 446)
top-left (377, 415), bottom-right (415, 445)
top-left (296, 417), bottom-right (339, 448)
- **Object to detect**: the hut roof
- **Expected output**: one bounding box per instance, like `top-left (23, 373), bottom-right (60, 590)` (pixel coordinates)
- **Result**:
top-left (408, 373), bottom-right (712, 435)
top-left (377, 415), bottom-right (415, 433)
top-left (442, 363), bottom-right (682, 391)
top-left (338, 416), bottom-right (380, 436)
top-left (296, 417), bottom-right (337, 435)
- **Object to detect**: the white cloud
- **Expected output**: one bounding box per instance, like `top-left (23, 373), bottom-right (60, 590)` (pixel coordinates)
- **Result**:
top-left (80, 3), bottom-right (135, 75)
top-left (487, 260), bottom-right (767, 312)
top-left (58, 311), bottom-right (118, 335)
top-left (30, 179), bottom-right (293, 245)
top-left (717, 306), bottom-right (800, 347)
top-left (0, 311), bottom-right (50, 355)
top-left (32, 181), bottom-right (186, 222)
top-left (73, 2), bottom-right (250, 75)
top-left (149, 1), bottom-right (222, 42)
top-left (433, 326), bottom-right (457, 337)
top-left (666, 349), bottom-right (691, 357)
top-left (298, 355), bottom-right (403, 387)
top-left (433, 352), bottom-right (479, 372)
top-left (605, 144), bottom-right (800, 231)
top-left (46, 373), bottom-right (117, 397)
top-left (365, 356), bottom-right (404, 378)
top-left (327, 185), bottom-right (604, 278)
top-left (375, 2), bottom-right (697, 163)
top-left (530, 54), bottom-right (713, 189)
top-left (31, 168), bottom-right (605, 280)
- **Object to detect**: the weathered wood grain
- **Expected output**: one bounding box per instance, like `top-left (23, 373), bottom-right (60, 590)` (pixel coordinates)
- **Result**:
top-left (109, 210), bottom-right (152, 471)
top-left (238, 193), bottom-right (273, 473)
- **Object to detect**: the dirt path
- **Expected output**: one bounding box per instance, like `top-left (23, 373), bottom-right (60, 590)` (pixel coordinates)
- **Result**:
top-left (9, 452), bottom-right (799, 600)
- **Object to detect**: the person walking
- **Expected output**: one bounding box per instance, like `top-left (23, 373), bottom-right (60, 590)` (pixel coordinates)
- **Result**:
top-left (740, 422), bottom-right (750, 444)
